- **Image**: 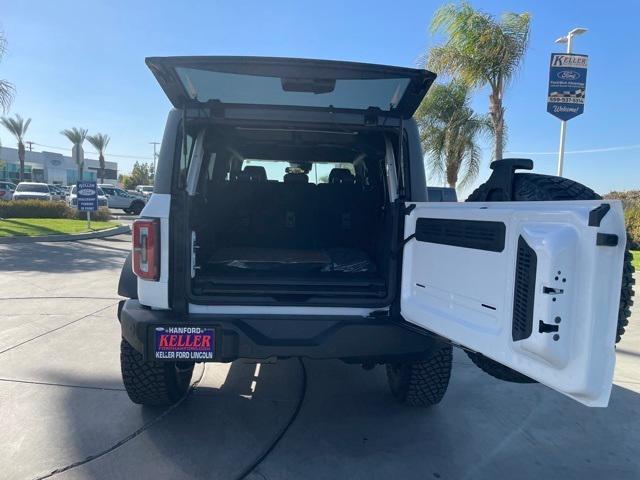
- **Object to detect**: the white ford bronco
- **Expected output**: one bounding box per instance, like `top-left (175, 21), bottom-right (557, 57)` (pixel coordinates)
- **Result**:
top-left (118, 56), bottom-right (634, 408)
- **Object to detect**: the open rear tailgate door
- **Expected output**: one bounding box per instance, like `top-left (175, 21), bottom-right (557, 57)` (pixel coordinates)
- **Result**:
top-left (401, 200), bottom-right (627, 407)
top-left (146, 56), bottom-right (435, 118)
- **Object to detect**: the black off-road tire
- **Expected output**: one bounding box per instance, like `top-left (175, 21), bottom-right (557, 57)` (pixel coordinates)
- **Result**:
top-left (120, 339), bottom-right (194, 406)
top-left (386, 344), bottom-right (453, 406)
top-left (465, 173), bottom-right (635, 383)
top-left (131, 201), bottom-right (144, 215)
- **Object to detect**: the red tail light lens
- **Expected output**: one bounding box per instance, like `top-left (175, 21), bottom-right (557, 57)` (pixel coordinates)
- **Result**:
top-left (132, 218), bottom-right (160, 280)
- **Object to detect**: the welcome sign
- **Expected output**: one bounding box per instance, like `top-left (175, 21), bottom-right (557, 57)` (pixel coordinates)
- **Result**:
top-left (547, 53), bottom-right (588, 121)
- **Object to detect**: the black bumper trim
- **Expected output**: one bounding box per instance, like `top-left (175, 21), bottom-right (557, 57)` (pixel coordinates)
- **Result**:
top-left (119, 299), bottom-right (443, 363)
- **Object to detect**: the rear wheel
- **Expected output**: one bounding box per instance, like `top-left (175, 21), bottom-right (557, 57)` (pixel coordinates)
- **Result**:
top-left (131, 201), bottom-right (144, 215)
top-left (386, 344), bottom-right (452, 406)
top-left (466, 173), bottom-right (635, 383)
top-left (120, 339), bottom-right (194, 406)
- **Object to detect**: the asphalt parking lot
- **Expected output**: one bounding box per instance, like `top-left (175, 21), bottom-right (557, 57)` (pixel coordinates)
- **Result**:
top-left (0, 235), bottom-right (638, 480)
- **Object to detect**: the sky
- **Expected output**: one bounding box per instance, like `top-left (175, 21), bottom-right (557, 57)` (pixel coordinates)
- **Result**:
top-left (1, 0), bottom-right (639, 197)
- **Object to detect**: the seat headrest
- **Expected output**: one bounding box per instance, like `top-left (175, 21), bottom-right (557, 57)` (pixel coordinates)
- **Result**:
top-left (329, 168), bottom-right (355, 184)
top-left (283, 172), bottom-right (309, 183)
top-left (241, 166), bottom-right (267, 182)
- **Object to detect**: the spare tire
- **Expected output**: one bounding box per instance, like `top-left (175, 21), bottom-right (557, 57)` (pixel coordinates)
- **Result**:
top-left (465, 173), bottom-right (635, 383)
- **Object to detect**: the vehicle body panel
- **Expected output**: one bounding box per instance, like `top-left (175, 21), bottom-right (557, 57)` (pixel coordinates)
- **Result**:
top-left (136, 193), bottom-right (171, 309)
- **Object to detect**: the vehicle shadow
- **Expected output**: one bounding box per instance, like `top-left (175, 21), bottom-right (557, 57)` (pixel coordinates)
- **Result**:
top-left (32, 359), bottom-right (303, 480)
top-left (21, 356), bottom-right (640, 480)
top-left (251, 358), bottom-right (640, 480)
top-left (0, 238), bottom-right (129, 273)
top-left (0, 219), bottom-right (63, 236)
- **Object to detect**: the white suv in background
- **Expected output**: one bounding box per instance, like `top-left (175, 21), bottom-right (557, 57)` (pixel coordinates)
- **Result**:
top-left (12, 182), bottom-right (52, 201)
top-left (99, 184), bottom-right (147, 215)
top-left (135, 185), bottom-right (154, 198)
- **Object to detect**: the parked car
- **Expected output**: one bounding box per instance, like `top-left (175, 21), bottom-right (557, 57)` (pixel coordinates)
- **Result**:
top-left (0, 181), bottom-right (16, 201)
top-left (12, 182), bottom-right (52, 201)
top-left (99, 184), bottom-right (147, 214)
top-left (68, 184), bottom-right (108, 208)
top-left (117, 56), bottom-right (633, 409)
top-left (47, 184), bottom-right (66, 201)
top-left (135, 185), bottom-right (154, 197)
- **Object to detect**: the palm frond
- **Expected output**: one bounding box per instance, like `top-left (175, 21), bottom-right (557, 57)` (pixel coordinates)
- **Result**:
top-left (61, 127), bottom-right (88, 145)
top-left (0, 114), bottom-right (31, 141)
top-left (0, 79), bottom-right (14, 114)
top-left (87, 133), bottom-right (110, 153)
top-left (427, 3), bottom-right (530, 87)
top-left (0, 33), bottom-right (14, 113)
top-left (415, 80), bottom-right (488, 188)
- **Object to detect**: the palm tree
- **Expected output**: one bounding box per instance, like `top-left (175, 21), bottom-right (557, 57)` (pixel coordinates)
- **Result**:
top-left (87, 133), bottom-right (110, 183)
top-left (0, 114), bottom-right (31, 181)
top-left (415, 81), bottom-right (489, 188)
top-left (61, 127), bottom-right (88, 181)
top-left (0, 32), bottom-right (14, 113)
top-left (427, 2), bottom-right (530, 160)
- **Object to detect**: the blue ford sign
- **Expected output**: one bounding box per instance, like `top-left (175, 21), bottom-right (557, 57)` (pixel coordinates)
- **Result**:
top-left (547, 53), bottom-right (588, 121)
top-left (76, 181), bottom-right (97, 211)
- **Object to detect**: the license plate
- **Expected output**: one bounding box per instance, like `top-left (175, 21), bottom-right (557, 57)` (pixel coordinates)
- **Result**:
top-left (154, 326), bottom-right (215, 360)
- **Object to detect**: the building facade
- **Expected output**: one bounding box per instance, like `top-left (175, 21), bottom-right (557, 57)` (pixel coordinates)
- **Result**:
top-left (0, 146), bottom-right (118, 185)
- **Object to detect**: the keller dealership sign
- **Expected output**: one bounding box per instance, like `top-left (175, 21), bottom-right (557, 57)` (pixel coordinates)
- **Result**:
top-left (547, 53), bottom-right (588, 121)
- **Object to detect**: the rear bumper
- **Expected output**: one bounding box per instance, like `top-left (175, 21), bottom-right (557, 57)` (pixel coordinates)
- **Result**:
top-left (118, 299), bottom-right (443, 363)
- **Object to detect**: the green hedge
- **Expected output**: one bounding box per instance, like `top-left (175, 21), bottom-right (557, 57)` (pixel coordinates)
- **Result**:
top-left (625, 207), bottom-right (640, 249)
top-left (604, 191), bottom-right (640, 249)
top-left (0, 200), bottom-right (112, 221)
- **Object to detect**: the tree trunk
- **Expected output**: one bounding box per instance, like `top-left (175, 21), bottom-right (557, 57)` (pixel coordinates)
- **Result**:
top-left (446, 163), bottom-right (458, 188)
top-left (99, 153), bottom-right (105, 183)
top-left (489, 89), bottom-right (504, 161)
top-left (18, 141), bottom-right (25, 182)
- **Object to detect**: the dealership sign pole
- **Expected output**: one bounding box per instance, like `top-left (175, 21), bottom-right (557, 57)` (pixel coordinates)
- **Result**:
top-left (548, 32), bottom-right (588, 176)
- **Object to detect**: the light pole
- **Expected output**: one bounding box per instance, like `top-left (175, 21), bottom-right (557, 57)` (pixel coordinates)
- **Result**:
top-left (554, 27), bottom-right (588, 177)
top-left (149, 141), bottom-right (160, 177)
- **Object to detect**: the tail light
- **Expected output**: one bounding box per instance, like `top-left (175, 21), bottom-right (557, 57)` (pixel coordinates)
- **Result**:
top-left (0, 191), bottom-right (5, 197)
top-left (132, 218), bottom-right (160, 280)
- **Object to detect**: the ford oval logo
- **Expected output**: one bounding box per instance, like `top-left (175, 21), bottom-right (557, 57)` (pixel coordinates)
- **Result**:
top-left (558, 70), bottom-right (580, 81)
top-left (78, 188), bottom-right (95, 196)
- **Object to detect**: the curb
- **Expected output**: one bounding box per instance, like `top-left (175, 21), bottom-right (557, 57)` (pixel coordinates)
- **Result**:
top-left (0, 225), bottom-right (131, 244)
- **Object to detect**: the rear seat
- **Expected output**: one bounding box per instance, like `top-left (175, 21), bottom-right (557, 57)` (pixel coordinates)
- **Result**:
top-left (205, 166), bottom-right (372, 252)
top-left (316, 168), bottom-right (364, 248)
top-left (265, 172), bottom-right (316, 248)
